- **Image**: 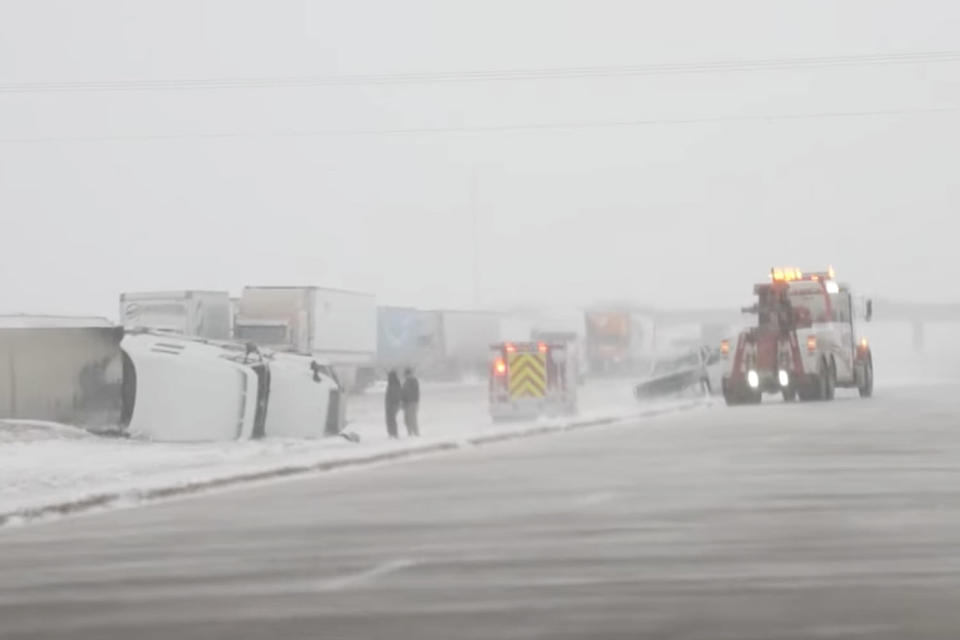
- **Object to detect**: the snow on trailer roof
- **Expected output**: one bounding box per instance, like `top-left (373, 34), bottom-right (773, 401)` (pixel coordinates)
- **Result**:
top-left (243, 285), bottom-right (375, 297)
top-left (120, 290), bottom-right (229, 299)
top-left (0, 315), bottom-right (116, 329)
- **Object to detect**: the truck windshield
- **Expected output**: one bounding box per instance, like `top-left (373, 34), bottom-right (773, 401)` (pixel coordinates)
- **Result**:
top-left (788, 286), bottom-right (831, 323)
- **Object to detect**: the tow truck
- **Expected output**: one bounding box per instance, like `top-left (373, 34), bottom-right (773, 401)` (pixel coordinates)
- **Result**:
top-left (489, 341), bottom-right (578, 421)
top-left (721, 267), bottom-right (874, 405)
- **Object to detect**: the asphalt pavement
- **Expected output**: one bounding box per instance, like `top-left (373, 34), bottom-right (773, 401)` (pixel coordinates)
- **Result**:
top-left (2, 384), bottom-right (960, 639)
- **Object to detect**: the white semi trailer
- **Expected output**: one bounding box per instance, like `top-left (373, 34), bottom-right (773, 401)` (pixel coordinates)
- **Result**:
top-left (119, 291), bottom-right (232, 340)
top-left (233, 286), bottom-right (377, 392)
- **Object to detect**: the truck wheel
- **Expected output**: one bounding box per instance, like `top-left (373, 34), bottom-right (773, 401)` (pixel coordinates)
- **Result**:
top-left (723, 386), bottom-right (740, 406)
top-left (858, 358), bottom-right (874, 398)
top-left (782, 387), bottom-right (797, 402)
top-left (802, 369), bottom-right (828, 402)
top-left (824, 361), bottom-right (836, 401)
top-left (722, 379), bottom-right (743, 406)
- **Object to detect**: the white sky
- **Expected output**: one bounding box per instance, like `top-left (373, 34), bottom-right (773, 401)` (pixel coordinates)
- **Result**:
top-left (1, 0), bottom-right (958, 319)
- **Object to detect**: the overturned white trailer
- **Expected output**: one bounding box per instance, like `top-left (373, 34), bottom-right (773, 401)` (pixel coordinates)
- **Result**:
top-left (0, 316), bottom-right (124, 430)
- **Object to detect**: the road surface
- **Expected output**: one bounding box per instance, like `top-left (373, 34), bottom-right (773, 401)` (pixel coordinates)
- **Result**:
top-left (2, 384), bottom-right (960, 639)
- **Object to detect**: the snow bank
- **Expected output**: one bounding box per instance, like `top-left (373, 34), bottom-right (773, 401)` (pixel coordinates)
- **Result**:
top-left (0, 380), bottom-right (697, 526)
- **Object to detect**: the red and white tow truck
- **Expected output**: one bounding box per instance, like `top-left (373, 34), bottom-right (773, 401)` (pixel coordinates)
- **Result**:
top-left (721, 267), bottom-right (874, 405)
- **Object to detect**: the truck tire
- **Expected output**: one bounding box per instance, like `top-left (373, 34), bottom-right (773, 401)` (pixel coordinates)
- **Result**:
top-left (722, 380), bottom-right (740, 406)
top-left (723, 379), bottom-right (760, 406)
top-left (799, 364), bottom-right (828, 402)
top-left (782, 387), bottom-right (797, 402)
top-left (797, 379), bottom-right (816, 402)
top-left (824, 360), bottom-right (836, 401)
top-left (858, 358), bottom-right (874, 398)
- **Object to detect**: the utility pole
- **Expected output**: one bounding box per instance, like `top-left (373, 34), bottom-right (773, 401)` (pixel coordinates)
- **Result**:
top-left (471, 169), bottom-right (480, 309)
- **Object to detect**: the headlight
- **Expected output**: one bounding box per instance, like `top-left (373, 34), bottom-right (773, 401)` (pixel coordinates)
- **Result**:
top-left (747, 370), bottom-right (759, 389)
top-left (778, 370), bottom-right (789, 387)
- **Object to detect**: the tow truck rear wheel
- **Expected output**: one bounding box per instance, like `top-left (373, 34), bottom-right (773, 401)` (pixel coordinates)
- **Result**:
top-left (824, 360), bottom-right (836, 401)
top-left (798, 361), bottom-right (830, 402)
top-left (858, 357), bottom-right (874, 398)
top-left (797, 378), bottom-right (817, 402)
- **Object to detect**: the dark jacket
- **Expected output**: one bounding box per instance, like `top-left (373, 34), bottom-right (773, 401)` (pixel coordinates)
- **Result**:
top-left (402, 375), bottom-right (420, 404)
top-left (385, 372), bottom-right (402, 409)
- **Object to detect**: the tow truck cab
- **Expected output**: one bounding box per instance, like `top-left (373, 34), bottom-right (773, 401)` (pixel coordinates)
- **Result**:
top-left (722, 267), bottom-right (874, 405)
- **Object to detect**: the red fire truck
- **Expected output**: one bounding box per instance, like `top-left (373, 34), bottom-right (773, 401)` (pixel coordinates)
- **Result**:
top-left (722, 267), bottom-right (874, 405)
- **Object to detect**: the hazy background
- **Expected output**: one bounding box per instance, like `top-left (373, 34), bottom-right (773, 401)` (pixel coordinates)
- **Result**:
top-left (1, 0), bottom-right (958, 319)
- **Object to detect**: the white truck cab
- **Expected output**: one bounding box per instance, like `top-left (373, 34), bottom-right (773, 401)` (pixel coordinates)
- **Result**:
top-left (264, 352), bottom-right (344, 439)
top-left (120, 332), bottom-right (263, 441)
top-left (120, 331), bottom-right (343, 441)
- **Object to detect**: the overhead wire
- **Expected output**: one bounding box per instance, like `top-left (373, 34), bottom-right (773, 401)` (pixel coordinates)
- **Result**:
top-left (2, 50), bottom-right (960, 94)
top-left (2, 105), bottom-right (958, 145)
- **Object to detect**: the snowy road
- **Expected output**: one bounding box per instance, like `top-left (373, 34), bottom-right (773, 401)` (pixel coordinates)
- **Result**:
top-left (2, 383), bottom-right (960, 639)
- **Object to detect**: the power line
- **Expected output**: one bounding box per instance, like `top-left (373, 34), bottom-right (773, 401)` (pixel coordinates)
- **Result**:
top-left (2, 50), bottom-right (960, 94)
top-left (1, 105), bottom-right (957, 145)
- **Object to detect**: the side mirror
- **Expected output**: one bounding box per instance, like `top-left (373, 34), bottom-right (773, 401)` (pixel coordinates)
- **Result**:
top-left (865, 299), bottom-right (873, 322)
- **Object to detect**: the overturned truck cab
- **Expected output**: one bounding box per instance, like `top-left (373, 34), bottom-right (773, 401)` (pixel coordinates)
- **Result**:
top-left (120, 331), bottom-right (344, 441)
top-left (722, 267), bottom-right (874, 405)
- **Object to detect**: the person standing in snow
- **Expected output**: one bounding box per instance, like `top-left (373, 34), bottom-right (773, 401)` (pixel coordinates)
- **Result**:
top-left (401, 368), bottom-right (420, 436)
top-left (385, 370), bottom-right (402, 438)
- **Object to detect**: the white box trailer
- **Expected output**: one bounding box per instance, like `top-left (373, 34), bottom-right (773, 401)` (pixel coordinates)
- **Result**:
top-left (119, 291), bottom-right (232, 340)
top-left (420, 310), bottom-right (500, 379)
top-left (234, 286), bottom-right (377, 391)
top-left (0, 316), bottom-right (123, 430)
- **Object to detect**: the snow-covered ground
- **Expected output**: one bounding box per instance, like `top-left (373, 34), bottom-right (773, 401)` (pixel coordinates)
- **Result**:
top-left (0, 379), bottom-right (688, 525)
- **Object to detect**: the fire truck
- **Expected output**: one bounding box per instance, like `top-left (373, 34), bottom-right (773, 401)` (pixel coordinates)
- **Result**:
top-left (721, 267), bottom-right (874, 405)
top-left (489, 341), bottom-right (578, 421)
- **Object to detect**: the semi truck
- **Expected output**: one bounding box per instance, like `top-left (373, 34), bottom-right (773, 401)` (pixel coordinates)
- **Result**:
top-left (585, 308), bottom-right (656, 375)
top-left (377, 306), bottom-right (429, 371)
top-left (378, 308), bottom-right (510, 380)
top-left (119, 290), bottom-right (232, 340)
top-left (233, 286), bottom-right (377, 392)
top-left (406, 310), bottom-right (500, 380)
top-left (722, 267), bottom-right (874, 405)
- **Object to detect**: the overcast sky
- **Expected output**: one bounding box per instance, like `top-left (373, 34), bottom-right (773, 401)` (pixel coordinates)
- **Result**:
top-left (1, 0), bottom-right (958, 319)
